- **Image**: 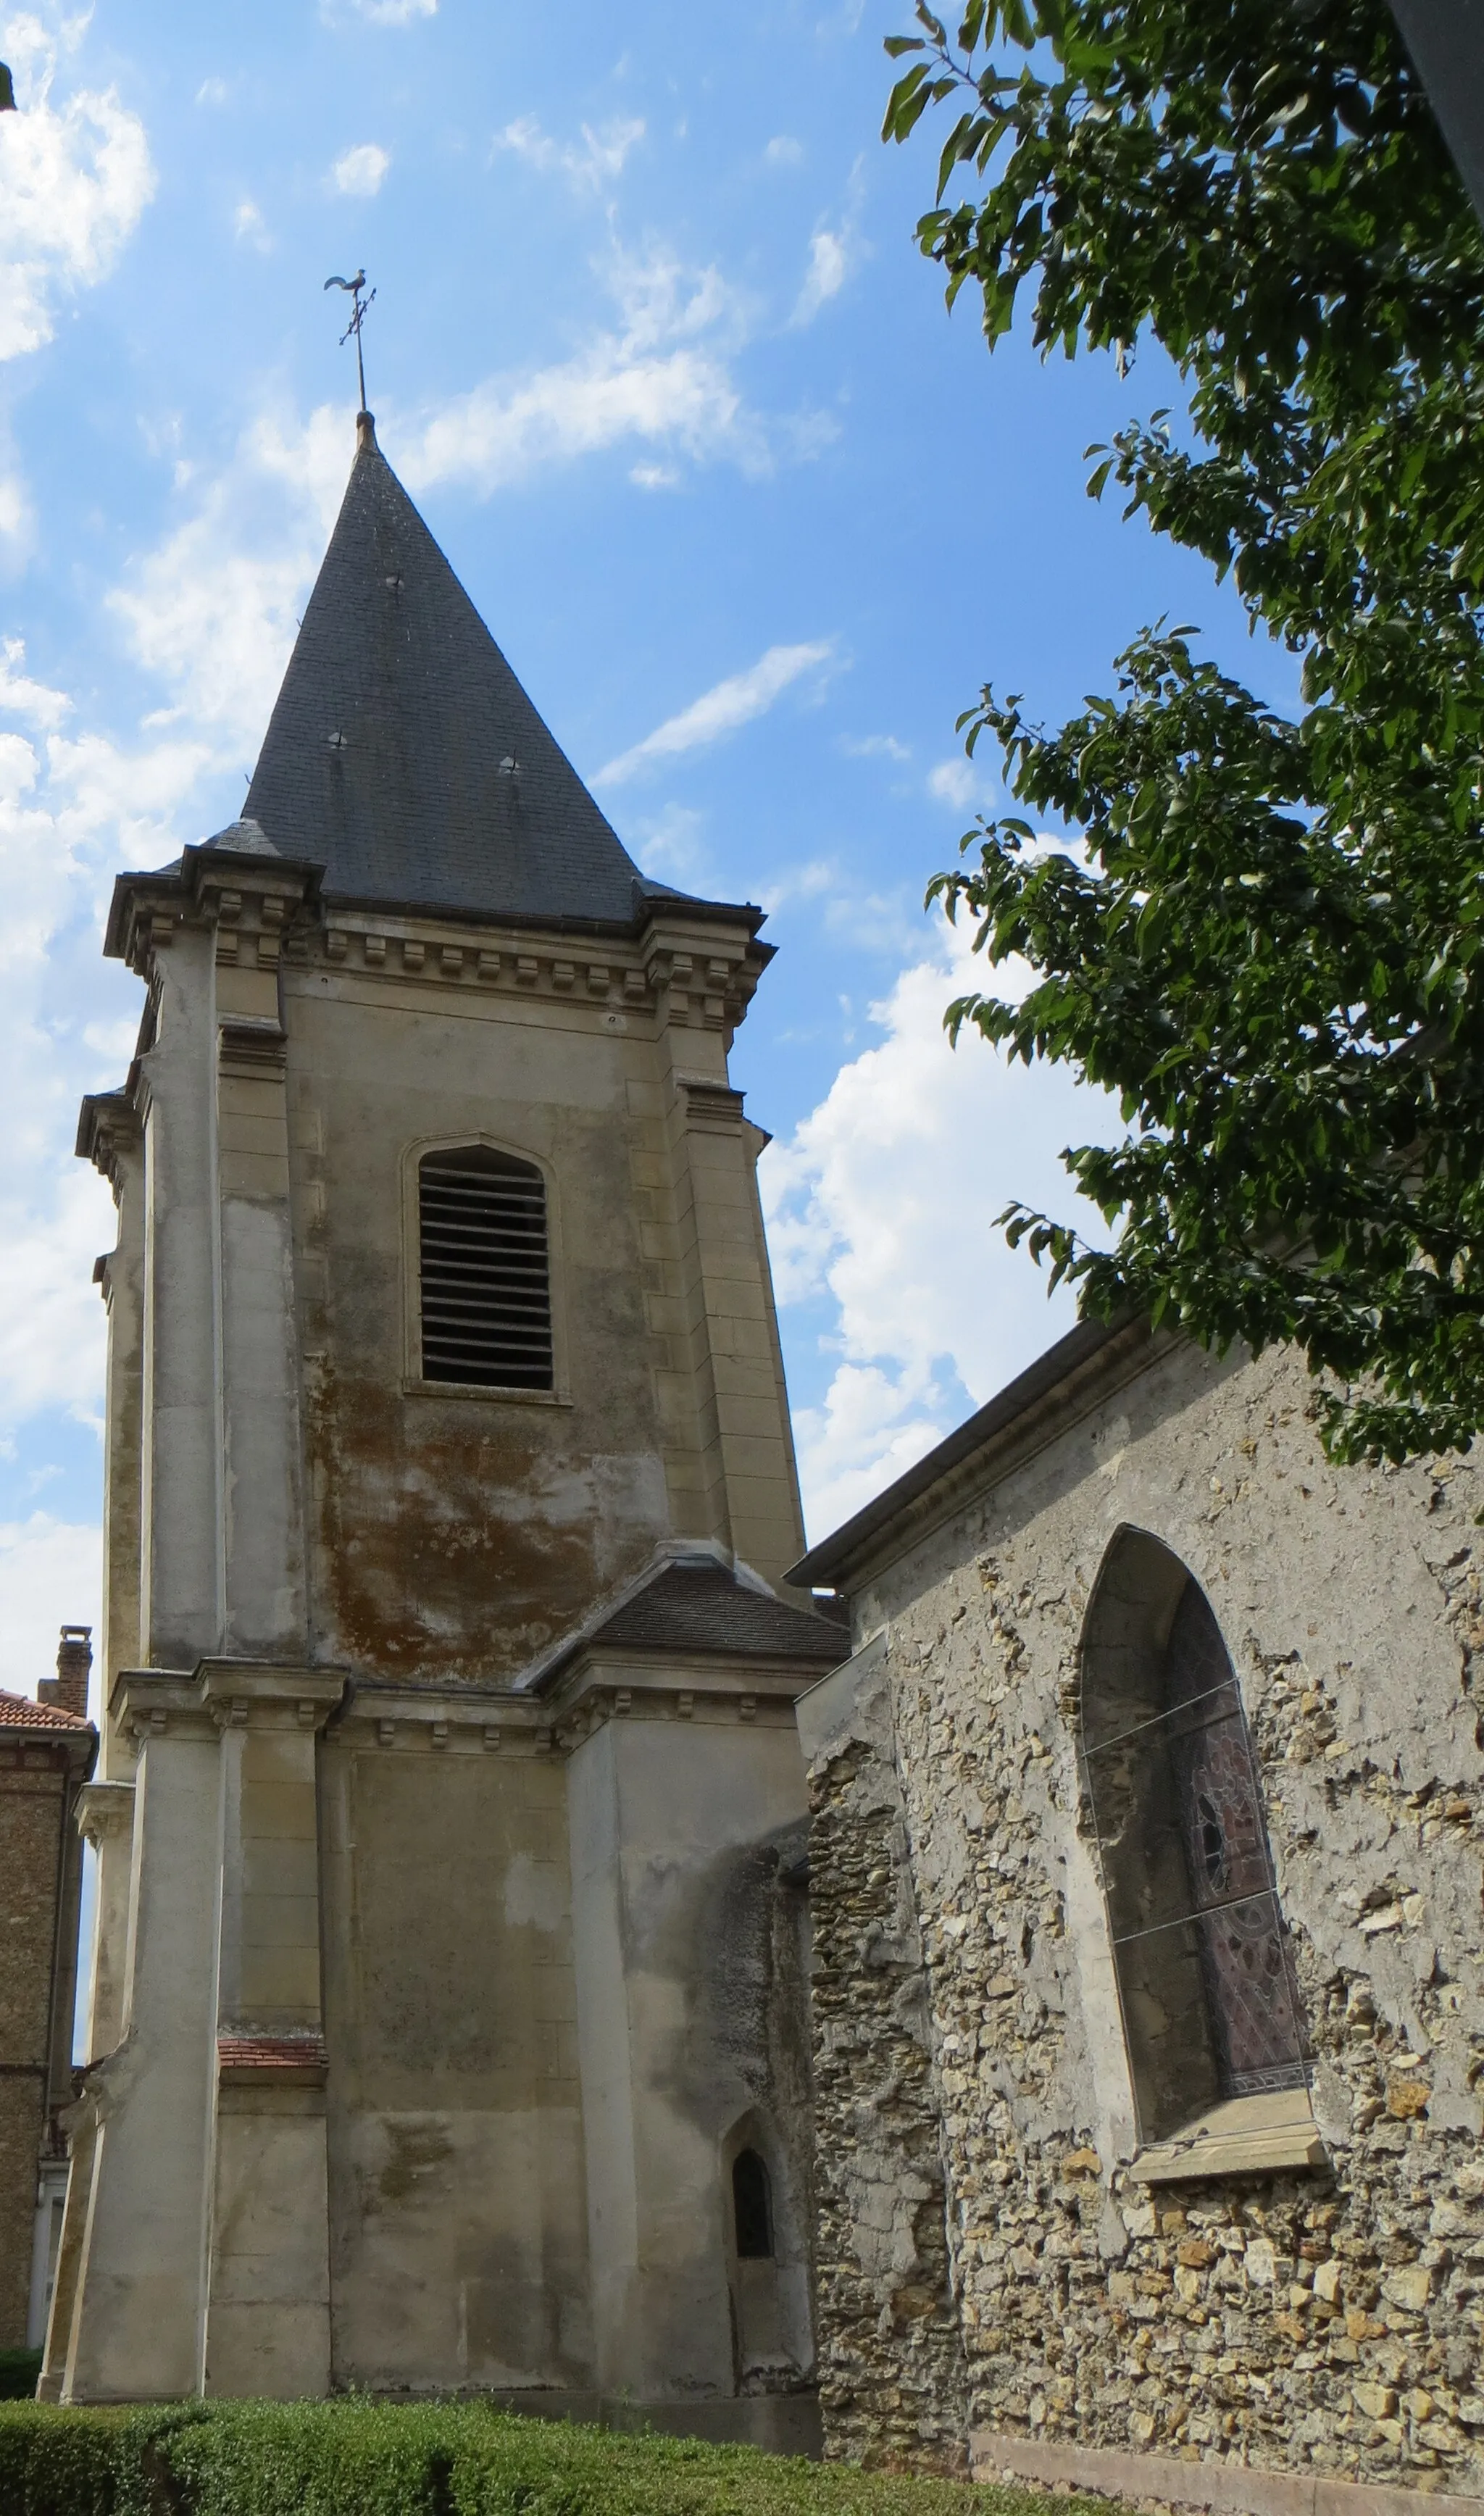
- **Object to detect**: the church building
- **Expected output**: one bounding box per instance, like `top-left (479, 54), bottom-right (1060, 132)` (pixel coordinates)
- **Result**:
top-left (40, 411), bottom-right (841, 2436)
top-left (40, 401), bottom-right (1484, 2514)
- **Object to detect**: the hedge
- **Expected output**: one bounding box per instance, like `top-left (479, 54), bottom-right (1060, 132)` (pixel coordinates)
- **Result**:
top-left (0, 2402), bottom-right (1083, 2516)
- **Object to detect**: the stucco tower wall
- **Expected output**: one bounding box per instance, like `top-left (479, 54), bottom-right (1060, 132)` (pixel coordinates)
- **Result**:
top-left (317, 1712), bottom-right (592, 2393)
top-left (568, 1701), bottom-right (815, 2404)
top-left (284, 917), bottom-right (801, 1689)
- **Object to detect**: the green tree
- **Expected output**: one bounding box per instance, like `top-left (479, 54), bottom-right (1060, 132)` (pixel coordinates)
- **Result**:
top-left (885, 0), bottom-right (1484, 1462)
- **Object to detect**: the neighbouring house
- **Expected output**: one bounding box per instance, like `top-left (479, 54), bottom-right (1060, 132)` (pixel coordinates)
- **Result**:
top-left (793, 1317), bottom-right (1484, 2503)
top-left (41, 409), bottom-right (841, 2438)
top-left (0, 1630), bottom-right (95, 2358)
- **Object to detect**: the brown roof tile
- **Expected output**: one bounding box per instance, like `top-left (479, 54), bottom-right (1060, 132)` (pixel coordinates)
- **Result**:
top-left (0, 1688), bottom-right (91, 1731)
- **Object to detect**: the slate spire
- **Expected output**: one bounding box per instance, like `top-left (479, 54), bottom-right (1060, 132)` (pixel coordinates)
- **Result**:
top-left (243, 412), bottom-right (649, 925)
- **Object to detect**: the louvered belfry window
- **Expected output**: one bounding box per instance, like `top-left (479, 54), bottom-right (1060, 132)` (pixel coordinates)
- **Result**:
top-left (417, 1144), bottom-right (554, 1390)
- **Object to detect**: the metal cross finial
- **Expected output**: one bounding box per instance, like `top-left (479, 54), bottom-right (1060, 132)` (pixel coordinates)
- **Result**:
top-left (324, 269), bottom-right (376, 414)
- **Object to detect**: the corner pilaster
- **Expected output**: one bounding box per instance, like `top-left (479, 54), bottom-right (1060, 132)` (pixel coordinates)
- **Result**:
top-left (53, 1662), bottom-right (343, 2403)
top-left (199, 1661), bottom-right (342, 2398)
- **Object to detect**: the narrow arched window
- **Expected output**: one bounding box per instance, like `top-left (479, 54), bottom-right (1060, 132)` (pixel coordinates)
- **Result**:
top-left (418, 1145), bottom-right (553, 1391)
top-left (732, 2149), bottom-right (773, 2259)
top-left (1080, 1530), bottom-right (1309, 2146)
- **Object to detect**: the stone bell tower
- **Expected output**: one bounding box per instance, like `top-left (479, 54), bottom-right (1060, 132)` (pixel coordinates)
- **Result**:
top-left (43, 413), bottom-right (840, 2429)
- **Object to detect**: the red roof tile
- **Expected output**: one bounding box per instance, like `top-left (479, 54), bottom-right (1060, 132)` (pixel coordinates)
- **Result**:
top-left (217, 2035), bottom-right (328, 2073)
top-left (0, 1688), bottom-right (91, 1731)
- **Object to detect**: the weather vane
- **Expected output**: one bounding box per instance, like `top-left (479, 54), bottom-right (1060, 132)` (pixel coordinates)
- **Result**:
top-left (324, 269), bottom-right (376, 414)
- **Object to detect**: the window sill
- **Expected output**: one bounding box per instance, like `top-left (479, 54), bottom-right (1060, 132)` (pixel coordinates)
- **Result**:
top-left (401, 1376), bottom-right (572, 1407)
top-left (1132, 2091), bottom-right (1327, 2184)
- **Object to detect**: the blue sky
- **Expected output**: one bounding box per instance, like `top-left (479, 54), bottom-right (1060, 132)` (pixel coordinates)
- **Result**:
top-left (0, 0), bottom-right (1294, 1699)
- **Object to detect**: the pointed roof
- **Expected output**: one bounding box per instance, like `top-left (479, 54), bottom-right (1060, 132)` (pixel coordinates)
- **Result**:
top-left (242, 413), bottom-right (656, 927)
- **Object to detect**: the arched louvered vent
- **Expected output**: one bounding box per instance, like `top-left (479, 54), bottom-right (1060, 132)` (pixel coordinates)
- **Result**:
top-left (418, 1145), bottom-right (554, 1390)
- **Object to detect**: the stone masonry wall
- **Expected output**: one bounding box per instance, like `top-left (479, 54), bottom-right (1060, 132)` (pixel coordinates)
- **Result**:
top-left (806, 1339), bottom-right (1484, 2491)
top-left (806, 1646), bottom-right (969, 2470)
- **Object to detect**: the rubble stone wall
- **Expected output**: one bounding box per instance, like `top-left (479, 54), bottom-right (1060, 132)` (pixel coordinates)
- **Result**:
top-left (801, 1339), bottom-right (1484, 2493)
top-left (804, 1641), bottom-right (969, 2468)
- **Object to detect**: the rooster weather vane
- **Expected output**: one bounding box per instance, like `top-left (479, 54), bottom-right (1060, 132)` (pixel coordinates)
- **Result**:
top-left (325, 269), bottom-right (376, 413)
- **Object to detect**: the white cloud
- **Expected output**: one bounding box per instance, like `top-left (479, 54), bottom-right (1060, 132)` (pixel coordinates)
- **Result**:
top-left (0, 638), bottom-right (70, 730)
top-left (625, 801), bottom-right (709, 886)
top-left (195, 76), bottom-right (228, 105)
top-left (843, 733), bottom-right (908, 762)
top-left (109, 404), bottom-right (349, 746)
top-left (495, 113), bottom-right (644, 193)
top-left (0, 467), bottom-right (28, 549)
top-left (928, 755), bottom-right (982, 809)
top-left (339, 0), bottom-right (435, 19)
top-left (630, 461), bottom-right (679, 491)
top-left (757, 857), bottom-right (838, 916)
top-left (764, 136), bottom-right (804, 167)
top-left (792, 225), bottom-right (850, 326)
top-left (0, 1515), bottom-right (101, 1701)
top-left (234, 197), bottom-right (270, 251)
top-left (331, 141), bottom-right (390, 196)
top-left (401, 251), bottom-right (770, 500)
top-left (0, 394), bottom-right (395, 1689)
top-left (594, 640), bottom-right (835, 788)
top-left (0, 403), bottom-right (363, 1510)
top-left (0, 22), bottom-right (154, 362)
top-left (762, 922), bottom-right (1113, 1539)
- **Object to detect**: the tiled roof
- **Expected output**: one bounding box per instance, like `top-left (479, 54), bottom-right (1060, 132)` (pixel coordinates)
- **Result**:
top-left (0, 1688), bottom-right (91, 1731)
top-left (217, 2035), bottom-right (328, 2075)
top-left (241, 417), bottom-right (695, 928)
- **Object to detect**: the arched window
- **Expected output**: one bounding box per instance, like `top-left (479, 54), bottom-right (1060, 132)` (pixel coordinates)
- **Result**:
top-left (731, 2149), bottom-right (774, 2259)
top-left (417, 1145), bottom-right (553, 1391)
top-left (1080, 1529), bottom-right (1309, 2147)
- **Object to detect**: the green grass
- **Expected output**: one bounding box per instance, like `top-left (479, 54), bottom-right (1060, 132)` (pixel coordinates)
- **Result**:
top-left (0, 2401), bottom-right (1083, 2516)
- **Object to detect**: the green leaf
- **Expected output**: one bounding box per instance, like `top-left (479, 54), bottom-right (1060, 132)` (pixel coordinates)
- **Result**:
top-left (885, 0), bottom-right (1484, 1467)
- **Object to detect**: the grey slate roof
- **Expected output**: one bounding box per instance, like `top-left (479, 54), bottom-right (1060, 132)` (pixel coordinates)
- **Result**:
top-left (532, 1555), bottom-right (846, 1692)
top-left (593, 1559), bottom-right (846, 1659)
top-left (241, 415), bottom-right (671, 926)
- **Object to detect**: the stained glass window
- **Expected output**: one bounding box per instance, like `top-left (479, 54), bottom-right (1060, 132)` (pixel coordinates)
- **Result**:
top-left (1080, 1531), bottom-right (1309, 2141)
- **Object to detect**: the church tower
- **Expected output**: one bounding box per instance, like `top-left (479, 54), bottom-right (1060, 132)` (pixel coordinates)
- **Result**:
top-left (43, 415), bottom-right (839, 2434)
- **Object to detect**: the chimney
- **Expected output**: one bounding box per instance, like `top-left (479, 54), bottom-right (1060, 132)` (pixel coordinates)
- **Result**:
top-left (38, 1625), bottom-right (92, 1719)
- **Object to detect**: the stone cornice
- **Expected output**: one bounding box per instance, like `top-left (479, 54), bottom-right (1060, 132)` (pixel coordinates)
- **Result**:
top-left (328, 1680), bottom-right (554, 1756)
top-left (545, 1646), bottom-right (839, 1748)
top-left (75, 1778), bottom-right (134, 1846)
top-left (101, 861), bottom-right (771, 1041)
top-left (103, 849), bottom-right (322, 978)
top-left (75, 1088), bottom-right (143, 1189)
top-left (111, 1660), bottom-right (349, 1741)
